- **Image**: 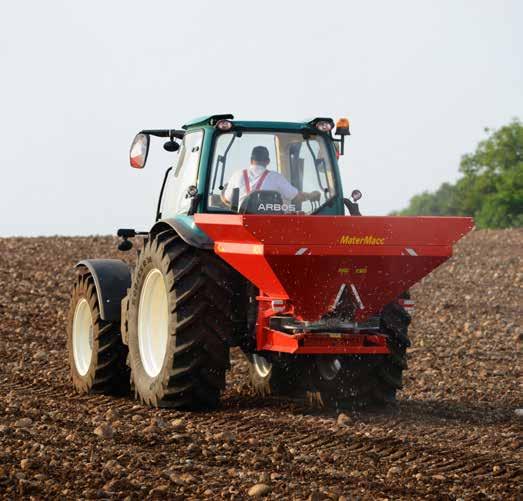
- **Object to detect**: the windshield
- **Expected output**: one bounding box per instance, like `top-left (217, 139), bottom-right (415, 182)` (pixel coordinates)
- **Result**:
top-left (207, 131), bottom-right (337, 214)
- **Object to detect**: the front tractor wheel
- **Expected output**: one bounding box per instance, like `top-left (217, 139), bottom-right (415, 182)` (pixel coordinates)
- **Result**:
top-left (127, 230), bottom-right (238, 409)
top-left (137, 269), bottom-right (169, 379)
top-left (67, 271), bottom-right (129, 395)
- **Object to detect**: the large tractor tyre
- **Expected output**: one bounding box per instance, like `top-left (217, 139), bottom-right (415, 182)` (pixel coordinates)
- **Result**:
top-left (66, 271), bottom-right (129, 395)
top-left (243, 352), bottom-right (305, 397)
top-left (309, 302), bottom-right (411, 409)
top-left (127, 229), bottom-right (241, 409)
top-left (374, 301), bottom-right (411, 402)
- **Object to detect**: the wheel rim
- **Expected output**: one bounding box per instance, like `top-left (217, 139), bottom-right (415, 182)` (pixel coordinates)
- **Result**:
top-left (138, 269), bottom-right (169, 378)
top-left (253, 354), bottom-right (272, 378)
top-left (72, 298), bottom-right (94, 376)
top-left (317, 356), bottom-right (342, 381)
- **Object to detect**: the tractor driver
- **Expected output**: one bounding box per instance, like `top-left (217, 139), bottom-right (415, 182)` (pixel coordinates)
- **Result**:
top-left (221, 146), bottom-right (321, 210)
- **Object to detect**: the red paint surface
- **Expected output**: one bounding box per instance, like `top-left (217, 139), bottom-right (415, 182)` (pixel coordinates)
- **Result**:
top-left (195, 214), bottom-right (474, 323)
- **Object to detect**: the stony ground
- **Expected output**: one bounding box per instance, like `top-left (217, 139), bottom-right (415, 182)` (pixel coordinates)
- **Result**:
top-left (0, 229), bottom-right (521, 500)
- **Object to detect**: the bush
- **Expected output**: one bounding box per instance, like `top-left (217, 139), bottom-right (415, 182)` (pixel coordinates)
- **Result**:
top-left (394, 119), bottom-right (523, 228)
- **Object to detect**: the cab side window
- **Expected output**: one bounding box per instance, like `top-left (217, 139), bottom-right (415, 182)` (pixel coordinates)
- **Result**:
top-left (160, 130), bottom-right (203, 217)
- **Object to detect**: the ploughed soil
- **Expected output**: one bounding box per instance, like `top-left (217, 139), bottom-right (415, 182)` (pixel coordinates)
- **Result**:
top-left (0, 229), bottom-right (521, 500)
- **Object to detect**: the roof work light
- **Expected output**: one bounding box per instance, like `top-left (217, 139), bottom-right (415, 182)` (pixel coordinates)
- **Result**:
top-left (216, 119), bottom-right (233, 131)
top-left (315, 120), bottom-right (333, 133)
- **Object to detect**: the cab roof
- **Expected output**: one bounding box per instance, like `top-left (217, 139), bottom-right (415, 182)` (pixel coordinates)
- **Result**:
top-left (182, 114), bottom-right (334, 131)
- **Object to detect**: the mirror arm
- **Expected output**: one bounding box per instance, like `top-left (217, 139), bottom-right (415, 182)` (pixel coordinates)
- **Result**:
top-left (141, 129), bottom-right (185, 139)
top-left (343, 198), bottom-right (361, 216)
top-left (116, 228), bottom-right (148, 252)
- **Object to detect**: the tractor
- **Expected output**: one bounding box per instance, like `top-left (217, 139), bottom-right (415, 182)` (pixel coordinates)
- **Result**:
top-left (67, 114), bottom-right (473, 409)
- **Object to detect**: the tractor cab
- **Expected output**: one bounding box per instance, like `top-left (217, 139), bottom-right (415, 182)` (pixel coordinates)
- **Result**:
top-left (129, 115), bottom-right (351, 221)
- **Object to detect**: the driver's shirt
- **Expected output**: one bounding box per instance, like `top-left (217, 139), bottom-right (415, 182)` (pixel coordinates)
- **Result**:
top-left (223, 164), bottom-right (298, 206)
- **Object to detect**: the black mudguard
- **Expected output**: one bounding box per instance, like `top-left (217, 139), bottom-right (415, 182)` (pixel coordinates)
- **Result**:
top-left (75, 259), bottom-right (132, 322)
top-left (150, 218), bottom-right (214, 249)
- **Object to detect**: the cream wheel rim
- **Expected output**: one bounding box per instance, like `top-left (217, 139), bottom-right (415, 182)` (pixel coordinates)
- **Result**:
top-left (318, 356), bottom-right (342, 381)
top-left (138, 269), bottom-right (169, 378)
top-left (72, 298), bottom-right (94, 376)
top-left (253, 354), bottom-right (272, 378)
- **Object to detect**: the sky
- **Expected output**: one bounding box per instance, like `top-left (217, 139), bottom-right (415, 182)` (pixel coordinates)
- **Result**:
top-left (0, 1), bottom-right (522, 236)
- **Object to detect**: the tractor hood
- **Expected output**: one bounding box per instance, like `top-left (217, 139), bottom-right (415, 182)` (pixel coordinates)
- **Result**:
top-left (195, 214), bottom-right (474, 322)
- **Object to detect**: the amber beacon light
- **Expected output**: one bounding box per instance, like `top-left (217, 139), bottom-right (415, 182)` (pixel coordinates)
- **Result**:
top-left (334, 117), bottom-right (351, 155)
top-left (336, 117), bottom-right (350, 135)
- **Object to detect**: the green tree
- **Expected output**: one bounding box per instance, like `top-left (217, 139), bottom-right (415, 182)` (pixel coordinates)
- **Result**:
top-left (394, 119), bottom-right (523, 228)
top-left (396, 182), bottom-right (461, 216)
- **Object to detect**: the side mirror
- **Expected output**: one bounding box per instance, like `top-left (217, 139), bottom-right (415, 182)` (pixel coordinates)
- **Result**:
top-left (163, 140), bottom-right (180, 152)
top-left (130, 133), bottom-right (150, 169)
top-left (118, 239), bottom-right (133, 252)
top-left (344, 190), bottom-right (362, 216)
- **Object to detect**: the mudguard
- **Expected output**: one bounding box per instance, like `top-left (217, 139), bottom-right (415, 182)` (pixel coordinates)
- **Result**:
top-left (75, 259), bottom-right (132, 321)
top-left (151, 215), bottom-right (213, 249)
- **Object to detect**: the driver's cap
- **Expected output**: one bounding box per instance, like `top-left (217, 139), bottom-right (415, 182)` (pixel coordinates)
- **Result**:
top-left (251, 146), bottom-right (270, 163)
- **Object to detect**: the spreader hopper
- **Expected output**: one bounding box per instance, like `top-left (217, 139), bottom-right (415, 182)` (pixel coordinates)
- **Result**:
top-left (195, 214), bottom-right (474, 322)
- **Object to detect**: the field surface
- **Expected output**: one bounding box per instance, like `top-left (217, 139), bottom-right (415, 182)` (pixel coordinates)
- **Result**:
top-left (0, 229), bottom-right (521, 500)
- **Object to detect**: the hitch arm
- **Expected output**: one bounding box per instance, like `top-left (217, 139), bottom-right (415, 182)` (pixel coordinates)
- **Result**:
top-left (140, 129), bottom-right (185, 139)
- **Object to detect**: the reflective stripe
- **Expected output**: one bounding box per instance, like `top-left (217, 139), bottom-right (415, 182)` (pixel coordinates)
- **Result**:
top-left (242, 170), bottom-right (251, 193)
top-left (243, 169), bottom-right (270, 194)
top-left (350, 284), bottom-right (365, 309)
top-left (332, 284), bottom-right (347, 309)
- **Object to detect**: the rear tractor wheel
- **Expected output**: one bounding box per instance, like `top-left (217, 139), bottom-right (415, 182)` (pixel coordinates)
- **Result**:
top-left (308, 301), bottom-right (411, 409)
top-left (244, 352), bottom-right (305, 398)
top-left (127, 229), bottom-right (242, 409)
top-left (66, 270), bottom-right (129, 395)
